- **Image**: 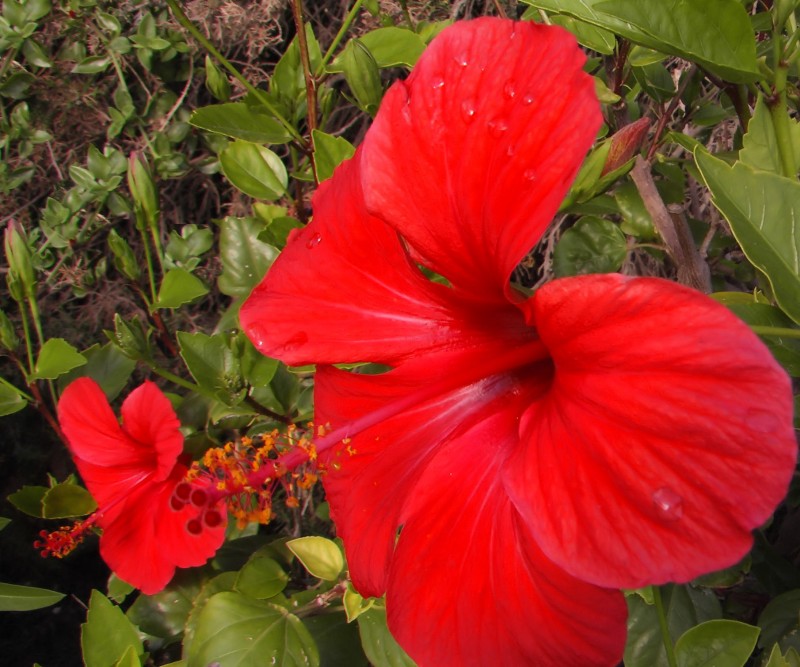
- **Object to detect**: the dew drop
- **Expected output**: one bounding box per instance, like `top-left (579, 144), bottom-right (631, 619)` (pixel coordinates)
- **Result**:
top-left (431, 76), bottom-right (445, 90)
top-left (652, 487), bottom-right (683, 521)
top-left (523, 168), bottom-right (537, 182)
top-left (506, 144), bottom-right (517, 157)
top-left (401, 103), bottom-right (412, 124)
top-left (488, 117), bottom-right (509, 138)
top-left (454, 52), bottom-right (469, 67)
top-left (522, 93), bottom-right (535, 106)
top-left (461, 99), bottom-right (477, 122)
top-left (503, 80), bottom-right (517, 99)
top-left (746, 408), bottom-right (780, 434)
top-left (305, 232), bottom-right (322, 249)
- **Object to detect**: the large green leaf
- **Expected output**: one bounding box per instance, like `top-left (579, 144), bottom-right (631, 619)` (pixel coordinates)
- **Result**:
top-left (625, 585), bottom-right (722, 667)
top-left (81, 590), bottom-right (144, 667)
top-left (312, 130), bottom-right (355, 182)
top-left (553, 216), bottom-right (628, 276)
top-left (190, 103), bottom-right (291, 144)
top-left (304, 612), bottom-right (370, 667)
top-left (188, 591), bottom-right (319, 667)
top-left (357, 607), bottom-right (416, 667)
top-left (153, 268), bottom-right (209, 310)
top-left (0, 582), bottom-right (65, 611)
top-left (740, 95), bottom-right (800, 175)
top-left (177, 331), bottom-right (244, 404)
top-left (234, 555), bottom-right (289, 599)
top-left (220, 141), bottom-right (288, 201)
top-left (57, 343), bottom-right (136, 401)
top-left (41, 481), bottom-right (97, 518)
top-left (217, 216), bottom-right (278, 297)
top-left (675, 620), bottom-right (760, 667)
top-left (594, 0), bottom-right (759, 82)
top-left (328, 27), bottom-right (426, 71)
top-left (30, 338), bottom-right (87, 381)
top-left (126, 571), bottom-right (204, 641)
top-left (695, 150), bottom-right (800, 324)
top-left (757, 589), bottom-right (800, 648)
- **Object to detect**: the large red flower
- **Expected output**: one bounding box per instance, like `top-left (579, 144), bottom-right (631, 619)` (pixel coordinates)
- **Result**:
top-left (240, 18), bottom-right (797, 666)
top-left (57, 378), bottom-right (226, 594)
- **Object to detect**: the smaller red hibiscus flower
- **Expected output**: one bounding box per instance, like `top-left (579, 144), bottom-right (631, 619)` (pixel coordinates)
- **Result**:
top-left (57, 378), bottom-right (226, 594)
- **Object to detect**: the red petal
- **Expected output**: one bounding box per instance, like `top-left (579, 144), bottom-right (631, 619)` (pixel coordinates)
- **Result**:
top-left (316, 340), bottom-right (549, 597)
top-left (58, 379), bottom-right (154, 505)
top-left (119, 381), bottom-right (182, 482)
top-left (241, 152), bottom-right (480, 366)
top-left (98, 467), bottom-right (226, 594)
top-left (361, 18), bottom-right (601, 300)
top-left (504, 274), bottom-right (797, 589)
top-left (385, 402), bottom-right (626, 666)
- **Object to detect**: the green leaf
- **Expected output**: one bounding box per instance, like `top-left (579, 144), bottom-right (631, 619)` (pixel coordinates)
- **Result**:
top-left (127, 571), bottom-right (204, 641)
top-left (758, 589), bottom-right (800, 648)
top-left (332, 27), bottom-right (426, 69)
top-left (7, 485), bottom-right (47, 517)
top-left (30, 338), bottom-right (87, 381)
top-left (41, 481), bottom-right (97, 518)
top-left (81, 590), bottom-right (143, 667)
top-left (235, 555), bottom-right (289, 599)
top-left (286, 537), bottom-right (344, 582)
top-left (190, 103), bottom-right (291, 144)
top-left (187, 591), bottom-right (320, 667)
top-left (72, 55), bottom-right (112, 74)
top-left (106, 575), bottom-right (134, 605)
top-left (204, 55), bottom-right (231, 102)
top-left (58, 343), bottom-right (137, 401)
top-left (0, 517), bottom-right (9, 532)
top-left (675, 620), bottom-right (759, 667)
top-left (549, 14), bottom-right (616, 54)
top-left (217, 216), bottom-right (278, 297)
top-left (593, 0), bottom-right (759, 82)
top-left (553, 216), bottom-right (628, 277)
top-left (304, 612), bottom-right (370, 667)
top-left (740, 95), bottom-right (800, 175)
top-left (625, 584), bottom-right (722, 667)
top-left (357, 607), bottom-right (416, 667)
top-left (695, 150), bottom-right (800, 325)
top-left (153, 268), bottom-right (209, 310)
top-left (615, 182), bottom-right (656, 239)
top-left (177, 331), bottom-right (243, 404)
top-left (114, 645), bottom-right (142, 667)
top-left (343, 583), bottom-right (375, 623)
top-left (312, 130), bottom-right (355, 182)
top-left (220, 141), bottom-right (288, 201)
top-left (0, 382), bottom-right (27, 416)
top-left (0, 582), bottom-right (65, 611)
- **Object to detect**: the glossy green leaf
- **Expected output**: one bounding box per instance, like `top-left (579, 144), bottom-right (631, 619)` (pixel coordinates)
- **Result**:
top-left (0, 582), bottom-right (65, 611)
top-left (625, 584), bottom-right (722, 667)
top-left (594, 0), bottom-right (759, 82)
top-left (58, 343), bottom-right (137, 401)
top-left (81, 590), bottom-right (143, 667)
top-left (107, 575), bottom-right (134, 605)
top-left (127, 571), bottom-right (204, 641)
top-left (357, 607), bottom-right (416, 667)
top-left (235, 555), bottom-right (289, 599)
top-left (343, 583), bottom-right (375, 623)
top-left (220, 141), bottom-right (288, 201)
top-left (615, 182), bottom-right (657, 239)
top-left (553, 216), bottom-right (628, 276)
top-left (41, 481), bottom-right (97, 518)
top-left (217, 216), bottom-right (278, 297)
top-left (675, 620), bottom-right (759, 667)
top-left (0, 382), bottom-right (27, 416)
top-left (758, 589), bottom-right (800, 648)
top-left (304, 611), bottom-right (370, 667)
top-left (190, 103), bottom-right (291, 144)
top-left (695, 150), bottom-right (800, 325)
top-left (153, 268), bottom-right (209, 310)
top-left (72, 56), bottom-right (111, 74)
top-left (740, 95), bottom-right (800, 175)
top-left (114, 645), bottom-right (142, 667)
top-left (549, 14), bottom-right (616, 54)
top-left (177, 332), bottom-right (244, 404)
top-left (188, 591), bottom-right (319, 667)
top-left (330, 27), bottom-right (425, 70)
top-left (30, 338), bottom-right (87, 381)
top-left (287, 537), bottom-right (344, 582)
top-left (340, 39), bottom-right (383, 115)
top-left (182, 572), bottom-right (238, 658)
top-left (312, 130), bottom-right (356, 182)
top-left (7, 485), bottom-right (47, 517)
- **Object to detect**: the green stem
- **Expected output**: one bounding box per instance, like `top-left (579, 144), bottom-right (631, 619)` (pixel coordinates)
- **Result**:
top-left (291, 0), bottom-right (319, 184)
top-left (319, 0), bottom-right (364, 72)
top-left (770, 27), bottom-right (797, 178)
top-left (26, 290), bottom-right (44, 347)
top-left (165, 0), bottom-right (305, 146)
top-left (144, 362), bottom-right (202, 394)
top-left (751, 325), bottom-right (800, 338)
top-left (138, 219), bottom-right (158, 305)
top-left (653, 586), bottom-right (678, 667)
top-left (17, 296), bottom-right (35, 374)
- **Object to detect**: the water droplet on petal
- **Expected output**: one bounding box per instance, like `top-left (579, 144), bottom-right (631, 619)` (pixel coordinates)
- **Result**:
top-left (503, 80), bottom-right (516, 99)
top-left (652, 487), bottom-right (683, 521)
top-left (506, 144), bottom-right (516, 157)
top-left (746, 408), bottom-right (780, 434)
top-left (461, 99), bottom-right (477, 122)
top-left (454, 52), bottom-right (469, 67)
top-left (305, 232), bottom-right (322, 249)
top-left (522, 93), bottom-right (535, 106)
top-left (431, 76), bottom-right (445, 90)
top-left (488, 117), bottom-right (509, 138)
top-left (523, 168), bottom-right (537, 182)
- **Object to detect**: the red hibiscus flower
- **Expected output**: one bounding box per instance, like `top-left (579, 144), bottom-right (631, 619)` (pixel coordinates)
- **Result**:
top-left (240, 18), bottom-right (797, 666)
top-left (57, 378), bottom-right (226, 594)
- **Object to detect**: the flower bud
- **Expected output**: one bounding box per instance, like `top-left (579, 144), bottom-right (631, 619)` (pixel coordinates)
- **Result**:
top-left (601, 118), bottom-right (651, 177)
top-left (341, 39), bottom-right (383, 117)
top-left (127, 152), bottom-right (159, 231)
top-left (4, 221), bottom-right (36, 297)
